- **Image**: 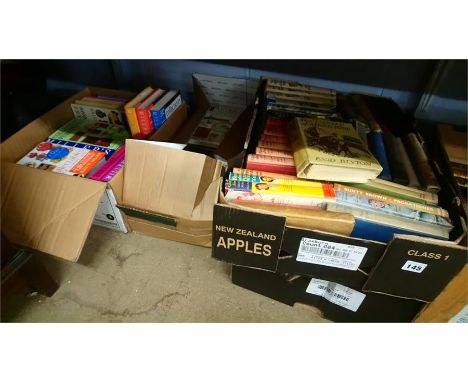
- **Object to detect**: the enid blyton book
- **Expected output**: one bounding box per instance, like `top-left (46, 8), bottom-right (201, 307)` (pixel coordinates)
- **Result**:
top-left (289, 117), bottom-right (383, 182)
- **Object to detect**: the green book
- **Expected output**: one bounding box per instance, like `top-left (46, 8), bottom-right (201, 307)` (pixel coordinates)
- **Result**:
top-left (49, 118), bottom-right (130, 150)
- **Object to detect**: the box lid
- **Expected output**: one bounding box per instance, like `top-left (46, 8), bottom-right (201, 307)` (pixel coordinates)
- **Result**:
top-left (123, 139), bottom-right (223, 221)
top-left (1, 163), bottom-right (106, 261)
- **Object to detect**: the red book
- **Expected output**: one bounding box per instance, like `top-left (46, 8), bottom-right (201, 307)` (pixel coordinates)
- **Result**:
top-left (259, 134), bottom-right (289, 144)
top-left (266, 118), bottom-right (288, 129)
top-left (264, 118), bottom-right (289, 136)
top-left (135, 88), bottom-right (165, 137)
top-left (246, 154), bottom-right (297, 176)
top-left (257, 140), bottom-right (291, 151)
top-left (255, 147), bottom-right (293, 158)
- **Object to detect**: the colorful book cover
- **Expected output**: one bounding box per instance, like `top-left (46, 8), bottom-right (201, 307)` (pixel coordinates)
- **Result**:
top-left (229, 173), bottom-right (326, 189)
top-left (334, 189), bottom-right (452, 227)
top-left (47, 138), bottom-right (116, 160)
top-left (48, 118), bottom-right (129, 151)
top-left (150, 91), bottom-right (182, 129)
top-left (232, 167), bottom-right (298, 180)
top-left (135, 88), bottom-right (166, 136)
top-left (90, 146), bottom-right (126, 182)
top-left (225, 179), bottom-right (335, 199)
top-left (124, 87), bottom-right (154, 137)
top-left (17, 141), bottom-right (105, 177)
top-left (71, 103), bottom-right (126, 126)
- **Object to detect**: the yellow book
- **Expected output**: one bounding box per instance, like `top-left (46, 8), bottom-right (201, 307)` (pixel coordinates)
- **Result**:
top-left (289, 117), bottom-right (383, 182)
top-left (124, 87), bottom-right (153, 137)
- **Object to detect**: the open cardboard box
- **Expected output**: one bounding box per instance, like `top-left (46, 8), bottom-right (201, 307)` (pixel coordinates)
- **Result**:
top-left (117, 74), bottom-right (259, 246)
top-left (211, 86), bottom-right (468, 321)
top-left (1, 86), bottom-right (188, 262)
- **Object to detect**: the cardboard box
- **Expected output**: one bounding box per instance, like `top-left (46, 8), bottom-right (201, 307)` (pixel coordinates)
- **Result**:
top-left (211, 84), bottom-right (468, 321)
top-left (1, 87), bottom-right (188, 261)
top-left (118, 74), bottom-right (259, 246)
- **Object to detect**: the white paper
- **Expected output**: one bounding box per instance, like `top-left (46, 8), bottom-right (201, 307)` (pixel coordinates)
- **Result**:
top-left (144, 141), bottom-right (187, 150)
top-left (401, 260), bottom-right (428, 273)
top-left (306, 278), bottom-right (366, 312)
top-left (449, 305), bottom-right (468, 323)
top-left (297, 237), bottom-right (367, 271)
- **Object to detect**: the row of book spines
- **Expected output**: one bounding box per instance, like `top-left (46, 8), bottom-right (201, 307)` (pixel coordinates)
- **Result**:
top-left (225, 180), bottom-right (335, 197)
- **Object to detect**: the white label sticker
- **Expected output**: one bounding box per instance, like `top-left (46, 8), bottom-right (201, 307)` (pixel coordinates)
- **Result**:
top-left (449, 305), bottom-right (468, 323)
top-left (401, 260), bottom-right (428, 273)
top-left (306, 278), bottom-right (366, 312)
top-left (297, 237), bottom-right (367, 271)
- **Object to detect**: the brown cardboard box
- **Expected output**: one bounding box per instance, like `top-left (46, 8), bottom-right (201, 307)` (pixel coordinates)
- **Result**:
top-left (1, 87), bottom-right (188, 261)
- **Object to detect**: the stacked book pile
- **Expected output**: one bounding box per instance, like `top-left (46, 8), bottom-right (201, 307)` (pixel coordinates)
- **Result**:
top-left (224, 78), bottom-right (456, 243)
top-left (265, 78), bottom-right (337, 117)
top-left (17, 118), bottom-right (129, 180)
top-left (125, 86), bottom-right (182, 139)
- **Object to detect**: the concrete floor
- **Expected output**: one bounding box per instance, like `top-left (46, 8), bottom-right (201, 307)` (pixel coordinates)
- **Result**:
top-left (2, 226), bottom-right (329, 323)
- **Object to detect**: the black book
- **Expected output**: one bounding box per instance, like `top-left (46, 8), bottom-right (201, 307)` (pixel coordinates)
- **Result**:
top-left (383, 132), bottom-right (410, 185)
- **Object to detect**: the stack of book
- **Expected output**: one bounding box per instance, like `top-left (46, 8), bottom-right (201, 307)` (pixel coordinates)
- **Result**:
top-left (17, 118), bottom-right (129, 179)
top-left (245, 118), bottom-right (297, 175)
top-left (71, 94), bottom-right (130, 127)
top-left (125, 86), bottom-right (182, 139)
top-left (265, 78), bottom-right (337, 117)
top-left (187, 104), bottom-right (244, 153)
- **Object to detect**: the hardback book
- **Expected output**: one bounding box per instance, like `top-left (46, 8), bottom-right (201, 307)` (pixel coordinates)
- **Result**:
top-left (150, 90), bottom-right (182, 129)
top-left (17, 141), bottom-right (105, 177)
top-left (256, 140), bottom-right (292, 151)
top-left (334, 184), bottom-right (449, 218)
top-left (246, 154), bottom-right (297, 176)
top-left (259, 134), bottom-right (290, 144)
top-left (48, 118), bottom-right (129, 151)
top-left (393, 137), bottom-right (421, 189)
top-left (334, 186), bottom-right (452, 227)
top-left (135, 88), bottom-right (165, 136)
top-left (264, 118), bottom-right (288, 136)
top-left (232, 167), bottom-right (298, 180)
top-left (90, 146), bottom-right (125, 182)
top-left (229, 172), bottom-right (331, 189)
top-left (403, 133), bottom-right (440, 193)
top-left (437, 124), bottom-right (467, 165)
top-left (367, 131), bottom-right (392, 181)
top-left (255, 147), bottom-right (293, 158)
top-left (327, 203), bottom-right (451, 242)
top-left (350, 94), bottom-right (383, 133)
top-left (289, 117), bottom-right (382, 182)
top-left (382, 132), bottom-right (409, 185)
top-left (347, 178), bottom-right (439, 206)
top-left (71, 103), bottom-right (126, 126)
top-left (124, 87), bottom-right (154, 137)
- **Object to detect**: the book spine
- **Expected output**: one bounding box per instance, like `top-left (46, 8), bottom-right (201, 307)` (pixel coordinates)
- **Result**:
top-left (368, 131), bottom-right (392, 181)
top-left (226, 179), bottom-right (335, 199)
top-left (255, 147), bottom-right (293, 158)
top-left (259, 134), bottom-right (290, 144)
top-left (229, 173), bottom-right (326, 189)
top-left (245, 160), bottom-right (297, 176)
top-left (90, 146), bottom-right (125, 182)
top-left (333, 183), bottom-right (449, 218)
top-left (232, 167), bottom-right (298, 180)
top-left (124, 106), bottom-right (141, 137)
top-left (225, 190), bottom-right (328, 210)
top-left (288, 117), bottom-right (310, 178)
top-left (136, 107), bottom-right (154, 136)
top-left (383, 133), bottom-right (409, 186)
top-left (403, 133), bottom-right (440, 193)
top-left (334, 189), bottom-right (452, 227)
top-left (247, 154), bottom-right (295, 167)
top-left (394, 137), bottom-right (421, 189)
top-left (151, 94), bottom-right (182, 129)
top-left (327, 203), bottom-right (449, 241)
top-left (256, 140), bottom-right (292, 151)
top-left (46, 138), bottom-right (116, 160)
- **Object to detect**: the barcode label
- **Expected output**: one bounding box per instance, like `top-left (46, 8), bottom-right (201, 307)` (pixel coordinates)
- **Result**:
top-left (306, 278), bottom-right (366, 312)
top-left (401, 260), bottom-right (427, 274)
top-left (297, 237), bottom-right (367, 271)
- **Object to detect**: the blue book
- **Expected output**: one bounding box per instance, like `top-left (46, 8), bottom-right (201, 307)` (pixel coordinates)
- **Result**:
top-left (47, 138), bottom-right (116, 160)
top-left (327, 203), bottom-right (450, 242)
top-left (367, 131), bottom-right (392, 181)
top-left (150, 90), bottom-right (182, 129)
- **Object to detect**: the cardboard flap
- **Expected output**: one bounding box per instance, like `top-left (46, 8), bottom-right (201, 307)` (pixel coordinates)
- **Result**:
top-left (123, 140), bottom-right (221, 220)
top-left (1, 163), bottom-right (106, 261)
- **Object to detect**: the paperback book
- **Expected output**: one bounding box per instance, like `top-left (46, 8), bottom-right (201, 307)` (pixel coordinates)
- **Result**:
top-left (71, 103), bottom-right (126, 126)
